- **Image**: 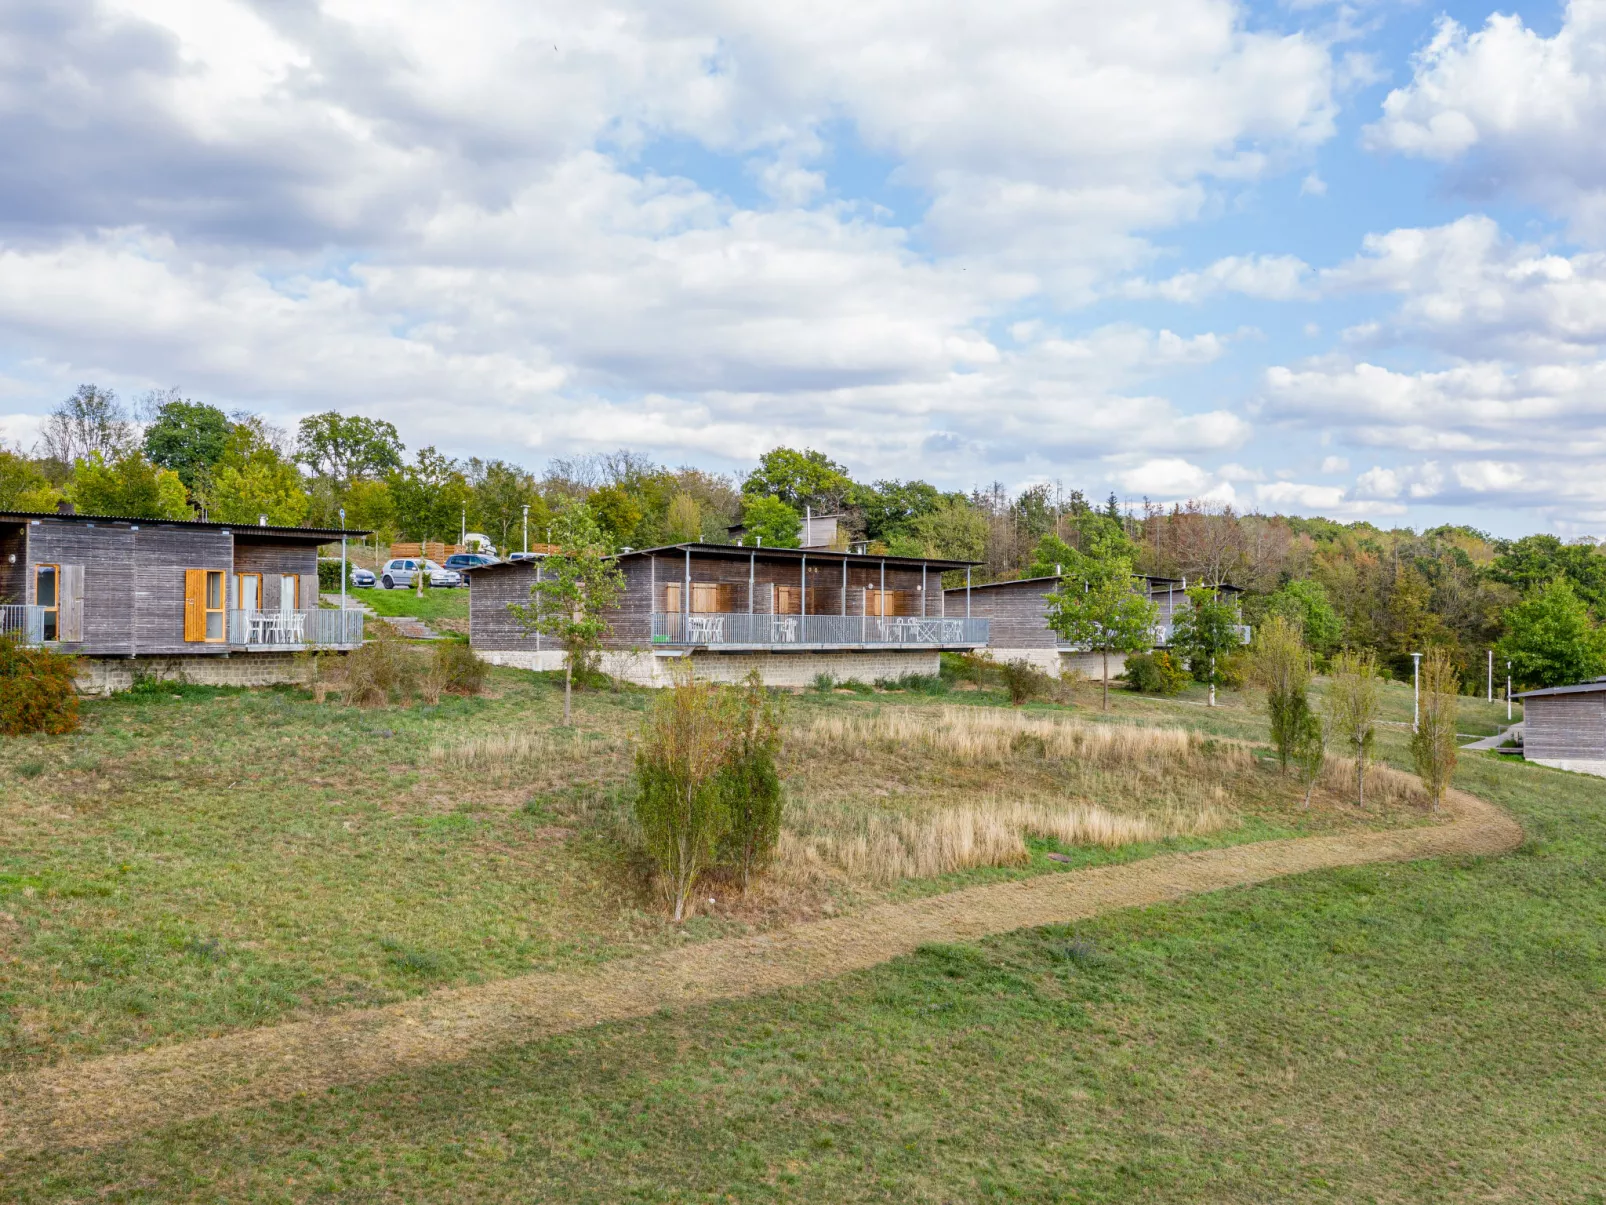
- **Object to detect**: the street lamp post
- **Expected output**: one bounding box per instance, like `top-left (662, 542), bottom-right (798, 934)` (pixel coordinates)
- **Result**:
top-left (522, 505), bottom-right (529, 555)
top-left (1507, 661), bottom-right (1513, 722)
top-left (339, 507), bottom-right (348, 631)
top-left (1487, 649), bottom-right (1493, 702)
top-left (1411, 651), bottom-right (1422, 734)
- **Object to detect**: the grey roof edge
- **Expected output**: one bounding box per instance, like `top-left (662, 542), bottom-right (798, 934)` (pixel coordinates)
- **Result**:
top-left (944, 573), bottom-right (1238, 593)
top-left (0, 509), bottom-right (370, 539)
top-left (1513, 678), bottom-right (1606, 700)
top-left (467, 542), bottom-right (981, 573)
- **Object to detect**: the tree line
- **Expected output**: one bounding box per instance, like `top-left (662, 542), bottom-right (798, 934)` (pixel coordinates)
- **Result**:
top-left (5, 384), bottom-right (1605, 691)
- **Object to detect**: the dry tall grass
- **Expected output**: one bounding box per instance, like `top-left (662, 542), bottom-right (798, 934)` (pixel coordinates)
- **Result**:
top-left (429, 727), bottom-right (624, 784)
top-left (798, 705), bottom-right (1252, 771)
top-left (1317, 758), bottom-right (1431, 811)
top-left (779, 794), bottom-right (1233, 885)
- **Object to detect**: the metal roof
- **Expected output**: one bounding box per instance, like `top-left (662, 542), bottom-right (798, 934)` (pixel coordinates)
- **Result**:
top-left (1514, 678), bottom-right (1606, 700)
top-left (466, 541), bottom-right (980, 573)
top-left (945, 573), bottom-right (1234, 593)
top-left (0, 508), bottom-right (369, 539)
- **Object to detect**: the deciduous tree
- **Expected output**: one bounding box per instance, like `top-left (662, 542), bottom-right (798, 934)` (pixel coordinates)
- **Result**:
top-left (1045, 557), bottom-right (1159, 711)
top-left (1324, 650), bottom-right (1382, 808)
top-left (1411, 647), bottom-right (1459, 811)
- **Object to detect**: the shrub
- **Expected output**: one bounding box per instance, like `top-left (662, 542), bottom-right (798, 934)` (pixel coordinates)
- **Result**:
top-left (0, 635), bottom-right (79, 736)
top-left (343, 625), bottom-right (416, 706)
top-left (812, 672), bottom-right (836, 693)
top-left (1124, 651), bottom-right (1187, 695)
top-left (891, 673), bottom-right (949, 696)
top-left (840, 678), bottom-right (874, 695)
top-left (435, 640), bottom-right (487, 697)
top-left (635, 680), bottom-right (739, 921)
top-left (1218, 650), bottom-right (1250, 690)
top-left (999, 658), bottom-right (1058, 705)
top-left (718, 672), bottom-right (785, 888)
top-left (941, 651), bottom-right (996, 688)
top-left (317, 559), bottom-right (343, 592)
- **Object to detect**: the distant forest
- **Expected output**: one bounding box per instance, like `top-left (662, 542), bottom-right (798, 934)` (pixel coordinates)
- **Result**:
top-left (5, 384), bottom-right (1602, 692)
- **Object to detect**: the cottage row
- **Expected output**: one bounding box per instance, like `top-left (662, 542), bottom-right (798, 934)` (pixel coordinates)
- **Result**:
top-left (2, 506), bottom-right (1239, 692)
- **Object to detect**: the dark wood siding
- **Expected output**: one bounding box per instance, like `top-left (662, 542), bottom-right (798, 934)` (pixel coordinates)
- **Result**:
top-left (0, 523), bottom-right (25, 605)
top-left (234, 539), bottom-right (319, 610)
top-left (469, 562), bottom-right (539, 651)
top-left (26, 518), bottom-right (138, 655)
top-left (944, 580), bottom-right (1059, 648)
top-left (133, 526), bottom-right (233, 655)
top-left (1524, 693), bottom-right (1606, 760)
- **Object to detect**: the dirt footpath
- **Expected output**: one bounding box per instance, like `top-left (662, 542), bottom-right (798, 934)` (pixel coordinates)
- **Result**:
top-left (0, 789), bottom-right (1522, 1156)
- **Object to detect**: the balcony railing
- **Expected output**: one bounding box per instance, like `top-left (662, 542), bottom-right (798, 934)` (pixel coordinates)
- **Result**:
top-left (228, 608), bottom-right (364, 650)
top-left (1058, 622), bottom-right (1253, 651)
top-left (652, 611), bottom-right (988, 650)
top-left (0, 604), bottom-right (45, 646)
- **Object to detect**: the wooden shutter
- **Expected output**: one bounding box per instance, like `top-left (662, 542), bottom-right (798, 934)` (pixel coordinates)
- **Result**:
top-left (58, 565), bottom-right (85, 642)
top-left (663, 583), bottom-right (682, 613)
top-left (183, 569), bottom-right (206, 642)
top-left (690, 583), bottom-right (735, 613)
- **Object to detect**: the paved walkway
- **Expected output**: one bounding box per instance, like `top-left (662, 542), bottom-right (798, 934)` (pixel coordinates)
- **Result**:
top-left (0, 789), bottom-right (1522, 1156)
top-left (1462, 723), bottom-right (1522, 751)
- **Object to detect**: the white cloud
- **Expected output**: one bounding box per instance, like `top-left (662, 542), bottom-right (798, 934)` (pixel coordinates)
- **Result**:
top-left (1124, 253), bottom-right (1313, 303)
top-left (1321, 215), bottom-right (1606, 360)
top-left (1365, 8), bottom-right (1606, 238)
top-left (1116, 456), bottom-right (1214, 496)
top-left (1319, 455), bottom-right (1348, 472)
top-left (0, 0), bottom-right (1344, 483)
top-left (1300, 172), bottom-right (1326, 196)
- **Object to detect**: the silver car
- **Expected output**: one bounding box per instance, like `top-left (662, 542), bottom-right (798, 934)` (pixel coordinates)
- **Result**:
top-left (379, 558), bottom-right (462, 589)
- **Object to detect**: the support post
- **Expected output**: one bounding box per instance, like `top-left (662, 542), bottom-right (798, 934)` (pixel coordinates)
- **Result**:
top-left (749, 551), bottom-right (754, 614)
top-left (966, 566), bottom-right (971, 617)
top-left (1412, 651), bottom-right (1422, 734)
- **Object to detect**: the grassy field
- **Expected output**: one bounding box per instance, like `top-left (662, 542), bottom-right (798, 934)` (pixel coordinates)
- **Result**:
top-left (349, 585), bottom-right (471, 624)
top-left (6, 670), bottom-right (1587, 1202)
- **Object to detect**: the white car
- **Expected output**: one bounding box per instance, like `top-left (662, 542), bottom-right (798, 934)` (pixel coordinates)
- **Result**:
top-left (379, 558), bottom-right (462, 589)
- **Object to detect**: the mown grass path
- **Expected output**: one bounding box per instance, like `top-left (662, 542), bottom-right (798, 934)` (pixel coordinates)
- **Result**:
top-left (0, 788), bottom-right (1521, 1157)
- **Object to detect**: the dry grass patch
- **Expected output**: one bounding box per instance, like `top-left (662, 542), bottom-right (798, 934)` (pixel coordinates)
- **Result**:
top-left (781, 706), bottom-right (1249, 884)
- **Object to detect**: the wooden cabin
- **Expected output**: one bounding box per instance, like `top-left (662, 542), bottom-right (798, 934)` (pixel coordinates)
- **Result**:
top-left (1513, 680), bottom-right (1606, 777)
top-left (944, 574), bottom-right (1245, 679)
top-left (0, 505), bottom-right (366, 693)
top-left (468, 542), bottom-right (987, 686)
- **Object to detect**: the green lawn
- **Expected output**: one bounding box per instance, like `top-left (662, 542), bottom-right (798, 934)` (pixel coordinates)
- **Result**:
top-left (349, 585), bottom-right (471, 622)
top-left (7, 675), bottom-right (1592, 1202)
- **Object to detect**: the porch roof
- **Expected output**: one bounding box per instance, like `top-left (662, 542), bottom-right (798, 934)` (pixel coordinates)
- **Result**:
top-left (0, 509), bottom-right (370, 540)
top-left (469, 542), bottom-right (981, 574)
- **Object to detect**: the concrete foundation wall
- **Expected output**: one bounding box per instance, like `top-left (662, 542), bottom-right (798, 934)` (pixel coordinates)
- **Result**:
top-left (480, 647), bottom-right (941, 688)
top-left (988, 648), bottom-right (1127, 681)
top-left (77, 653), bottom-right (311, 696)
top-left (1526, 757), bottom-right (1606, 779)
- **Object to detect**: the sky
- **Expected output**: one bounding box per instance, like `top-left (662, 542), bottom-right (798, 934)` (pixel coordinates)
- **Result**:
top-left (1, 0), bottom-right (1605, 537)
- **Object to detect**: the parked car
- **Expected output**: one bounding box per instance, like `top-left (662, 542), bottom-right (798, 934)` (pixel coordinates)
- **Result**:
top-left (349, 565), bottom-right (376, 588)
top-left (507, 551), bottom-right (544, 563)
top-left (443, 552), bottom-right (499, 577)
top-left (379, 558), bottom-right (462, 589)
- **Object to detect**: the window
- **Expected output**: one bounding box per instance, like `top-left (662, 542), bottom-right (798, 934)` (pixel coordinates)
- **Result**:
top-left (279, 574), bottom-right (299, 612)
top-left (237, 573), bottom-right (262, 613)
top-left (35, 564), bottom-right (59, 641)
top-left (184, 569), bottom-right (227, 643)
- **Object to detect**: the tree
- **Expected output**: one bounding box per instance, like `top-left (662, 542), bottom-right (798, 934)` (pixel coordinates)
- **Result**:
top-left (635, 677), bottom-right (739, 922)
top-left (68, 450), bottom-right (191, 520)
top-left (665, 493), bottom-right (702, 543)
top-left (1170, 585), bottom-right (1243, 706)
top-left (466, 458), bottom-right (543, 553)
top-left (589, 484), bottom-right (645, 547)
top-left (295, 412), bottom-right (404, 485)
top-left (1491, 534), bottom-right (1606, 614)
top-left (1045, 557), bottom-right (1160, 711)
top-left (1249, 614), bottom-right (1312, 772)
top-left (388, 447), bottom-right (470, 543)
top-left (889, 498), bottom-right (988, 565)
top-left (142, 400), bottom-right (231, 491)
top-left (507, 499), bottom-right (625, 723)
top-left (1324, 650), bottom-right (1382, 808)
top-left (1291, 706), bottom-right (1325, 810)
top-left (40, 385), bottom-right (133, 465)
top-left (852, 478), bottom-right (943, 544)
top-left (742, 447), bottom-right (853, 512)
top-left (740, 495), bottom-right (801, 548)
top-left (718, 671), bottom-right (784, 889)
top-left (1264, 579), bottom-right (1343, 655)
top-left (1411, 647), bottom-right (1459, 812)
top-left (0, 447), bottom-right (62, 512)
top-left (202, 419), bottom-right (309, 527)
top-left (1497, 577), bottom-right (1606, 688)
